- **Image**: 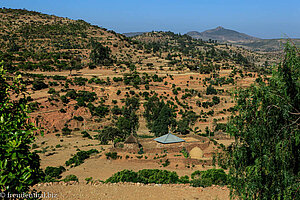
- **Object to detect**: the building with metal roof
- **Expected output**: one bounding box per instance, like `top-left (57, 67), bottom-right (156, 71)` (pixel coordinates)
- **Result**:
top-left (154, 132), bottom-right (185, 144)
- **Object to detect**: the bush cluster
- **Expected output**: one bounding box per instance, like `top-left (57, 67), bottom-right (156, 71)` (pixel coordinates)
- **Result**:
top-left (105, 152), bottom-right (119, 160)
top-left (63, 174), bottom-right (78, 182)
top-left (81, 131), bottom-right (92, 139)
top-left (106, 169), bottom-right (179, 184)
top-left (105, 169), bottom-right (228, 187)
top-left (190, 169), bottom-right (227, 187)
top-left (43, 166), bottom-right (66, 182)
top-left (65, 149), bottom-right (99, 167)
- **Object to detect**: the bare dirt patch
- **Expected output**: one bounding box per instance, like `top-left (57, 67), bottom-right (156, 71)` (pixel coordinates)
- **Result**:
top-left (33, 183), bottom-right (230, 200)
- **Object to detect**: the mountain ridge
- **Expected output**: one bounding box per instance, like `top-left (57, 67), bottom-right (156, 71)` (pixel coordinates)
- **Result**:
top-left (186, 26), bottom-right (260, 42)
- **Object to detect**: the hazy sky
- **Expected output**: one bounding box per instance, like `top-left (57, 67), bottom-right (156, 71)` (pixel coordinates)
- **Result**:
top-left (2, 0), bottom-right (300, 39)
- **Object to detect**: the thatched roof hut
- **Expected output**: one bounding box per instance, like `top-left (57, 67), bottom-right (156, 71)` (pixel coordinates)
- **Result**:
top-left (124, 134), bottom-right (139, 144)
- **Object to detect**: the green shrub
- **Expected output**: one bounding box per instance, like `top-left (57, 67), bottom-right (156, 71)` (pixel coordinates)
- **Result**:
top-left (74, 116), bottom-right (84, 121)
top-left (81, 131), bottom-right (92, 139)
top-left (105, 152), bottom-right (119, 160)
top-left (65, 149), bottom-right (99, 167)
top-left (162, 159), bottom-right (170, 167)
top-left (191, 170), bottom-right (201, 179)
top-left (201, 169), bottom-right (227, 185)
top-left (85, 177), bottom-right (93, 184)
top-left (62, 126), bottom-right (72, 135)
top-left (137, 169), bottom-right (179, 184)
top-left (88, 103), bottom-right (109, 117)
top-left (113, 77), bottom-right (123, 82)
top-left (44, 166), bottom-right (66, 180)
top-left (206, 85), bottom-right (217, 95)
top-left (190, 169), bottom-right (227, 187)
top-left (214, 123), bottom-right (227, 132)
top-left (106, 169), bottom-right (179, 184)
top-left (137, 147), bottom-right (144, 154)
top-left (73, 77), bottom-right (88, 86)
top-left (212, 96), bottom-right (220, 105)
top-left (63, 174), bottom-right (78, 182)
top-left (112, 99), bottom-right (117, 104)
top-left (32, 80), bottom-right (48, 90)
top-left (190, 178), bottom-right (213, 187)
top-left (52, 75), bottom-right (67, 81)
top-left (59, 108), bottom-right (66, 113)
top-left (180, 147), bottom-right (189, 158)
top-left (60, 95), bottom-right (69, 104)
top-left (111, 106), bottom-right (122, 115)
top-left (179, 175), bottom-right (190, 183)
top-left (48, 88), bottom-right (56, 94)
top-left (106, 170), bottom-right (138, 183)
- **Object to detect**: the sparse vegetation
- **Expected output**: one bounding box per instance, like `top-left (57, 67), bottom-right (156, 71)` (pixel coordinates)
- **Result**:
top-left (63, 174), bottom-right (79, 182)
top-left (0, 8), bottom-right (294, 199)
top-left (65, 149), bottom-right (99, 167)
top-left (43, 166), bottom-right (66, 182)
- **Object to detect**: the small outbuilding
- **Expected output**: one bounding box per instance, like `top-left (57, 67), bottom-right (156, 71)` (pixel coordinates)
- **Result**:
top-left (124, 134), bottom-right (139, 149)
top-left (189, 147), bottom-right (204, 159)
top-left (154, 132), bottom-right (185, 144)
top-left (124, 134), bottom-right (139, 144)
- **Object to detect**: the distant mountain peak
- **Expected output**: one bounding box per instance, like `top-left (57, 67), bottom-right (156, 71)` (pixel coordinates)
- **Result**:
top-left (187, 27), bottom-right (260, 42)
top-left (123, 32), bottom-right (145, 37)
top-left (215, 26), bottom-right (224, 30)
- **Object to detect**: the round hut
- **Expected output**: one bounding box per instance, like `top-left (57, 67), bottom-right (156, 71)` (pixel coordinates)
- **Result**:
top-left (124, 134), bottom-right (139, 149)
top-left (189, 147), bottom-right (204, 159)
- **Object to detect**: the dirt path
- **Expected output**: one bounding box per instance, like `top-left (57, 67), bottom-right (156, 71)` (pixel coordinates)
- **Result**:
top-left (33, 183), bottom-right (230, 200)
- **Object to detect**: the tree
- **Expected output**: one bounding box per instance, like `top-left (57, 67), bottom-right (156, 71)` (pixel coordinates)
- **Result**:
top-left (176, 111), bottom-right (198, 135)
top-left (0, 65), bottom-right (44, 194)
top-left (95, 126), bottom-right (122, 145)
top-left (90, 41), bottom-right (112, 66)
top-left (176, 119), bottom-right (190, 135)
top-left (206, 85), bottom-right (217, 95)
top-left (68, 58), bottom-right (82, 76)
top-left (152, 104), bottom-right (176, 137)
top-left (219, 44), bottom-right (299, 199)
top-left (117, 97), bottom-right (140, 135)
top-left (144, 96), bottom-right (176, 136)
top-left (32, 79), bottom-right (48, 90)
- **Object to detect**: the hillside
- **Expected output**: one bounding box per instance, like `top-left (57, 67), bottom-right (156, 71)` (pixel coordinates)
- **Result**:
top-left (124, 27), bottom-right (299, 52)
top-left (0, 8), bottom-right (149, 72)
top-left (132, 31), bottom-right (276, 67)
top-left (187, 26), bottom-right (259, 42)
top-left (1, 9), bottom-right (278, 197)
top-left (186, 26), bottom-right (300, 52)
top-left (0, 8), bottom-right (277, 134)
top-left (123, 32), bottom-right (145, 37)
top-left (236, 38), bottom-right (300, 52)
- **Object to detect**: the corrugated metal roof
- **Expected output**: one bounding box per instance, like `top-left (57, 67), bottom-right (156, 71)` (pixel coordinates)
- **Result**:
top-left (154, 132), bottom-right (185, 144)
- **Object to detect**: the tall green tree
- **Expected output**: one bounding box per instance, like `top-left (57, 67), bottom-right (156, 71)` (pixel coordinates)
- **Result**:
top-left (116, 97), bottom-right (140, 135)
top-left (219, 44), bottom-right (299, 199)
top-left (144, 96), bottom-right (176, 136)
top-left (0, 66), bottom-right (44, 194)
top-left (90, 41), bottom-right (112, 66)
